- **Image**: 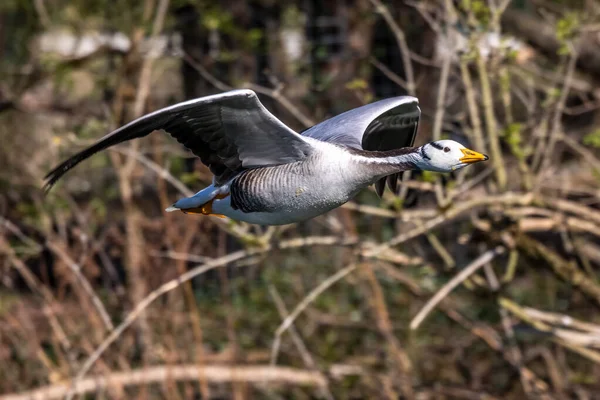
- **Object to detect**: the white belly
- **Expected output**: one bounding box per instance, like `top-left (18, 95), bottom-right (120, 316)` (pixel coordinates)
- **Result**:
top-left (212, 194), bottom-right (347, 225)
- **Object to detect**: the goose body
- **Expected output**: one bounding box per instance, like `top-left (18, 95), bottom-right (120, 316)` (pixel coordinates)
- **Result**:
top-left (199, 139), bottom-right (417, 225)
top-left (45, 89), bottom-right (488, 225)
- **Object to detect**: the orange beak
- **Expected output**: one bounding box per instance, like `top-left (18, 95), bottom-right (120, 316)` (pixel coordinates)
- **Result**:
top-left (459, 148), bottom-right (489, 164)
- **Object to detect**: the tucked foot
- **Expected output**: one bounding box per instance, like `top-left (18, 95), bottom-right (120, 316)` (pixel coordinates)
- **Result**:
top-left (166, 193), bottom-right (229, 218)
top-left (182, 198), bottom-right (226, 218)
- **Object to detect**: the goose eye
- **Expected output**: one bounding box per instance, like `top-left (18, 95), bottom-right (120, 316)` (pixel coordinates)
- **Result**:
top-left (443, 147), bottom-right (450, 153)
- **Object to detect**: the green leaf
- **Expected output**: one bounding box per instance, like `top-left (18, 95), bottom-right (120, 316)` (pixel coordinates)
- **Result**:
top-left (556, 13), bottom-right (580, 43)
top-left (345, 78), bottom-right (368, 90)
top-left (583, 129), bottom-right (600, 148)
top-left (503, 123), bottom-right (525, 159)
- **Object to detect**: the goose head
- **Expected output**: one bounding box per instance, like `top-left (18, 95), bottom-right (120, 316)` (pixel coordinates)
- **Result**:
top-left (416, 140), bottom-right (488, 172)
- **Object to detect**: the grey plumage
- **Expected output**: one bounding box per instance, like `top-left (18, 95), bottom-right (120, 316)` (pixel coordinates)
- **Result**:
top-left (44, 89), bottom-right (488, 225)
top-left (231, 162), bottom-right (306, 213)
top-left (301, 96), bottom-right (419, 149)
top-left (302, 96), bottom-right (420, 197)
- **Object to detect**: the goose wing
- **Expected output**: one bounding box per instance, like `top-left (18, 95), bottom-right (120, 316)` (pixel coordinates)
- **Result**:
top-left (44, 89), bottom-right (313, 190)
top-left (302, 96), bottom-right (420, 197)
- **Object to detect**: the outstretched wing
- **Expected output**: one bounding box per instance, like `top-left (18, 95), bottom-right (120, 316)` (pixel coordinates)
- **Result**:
top-left (44, 89), bottom-right (313, 190)
top-left (302, 96), bottom-right (420, 197)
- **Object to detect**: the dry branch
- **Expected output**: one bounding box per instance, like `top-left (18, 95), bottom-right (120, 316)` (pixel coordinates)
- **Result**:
top-left (410, 246), bottom-right (505, 330)
top-left (501, 298), bottom-right (600, 363)
top-left (268, 286), bottom-right (335, 400)
top-left (368, 0), bottom-right (416, 95)
top-left (515, 233), bottom-right (600, 305)
top-left (539, 44), bottom-right (579, 173)
top-left (360, 262), bottom-right (414, 398)
top-left (45, 242), bottom-right (113, 331)
top-left (476, 47), bottom-right (507, 190)
top-left (460, 58), bottom-right (486, 153)
top-left (245, 83), bottom-right (315, 129)
top-left (0, 365), bottom-right (329, 400)
top-left (272, 264), bottom-right (358, 362)
top-left (182, 54), bottom-right (315, 128)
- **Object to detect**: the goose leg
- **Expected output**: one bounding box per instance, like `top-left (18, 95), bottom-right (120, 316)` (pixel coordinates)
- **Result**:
top-left (165, 185), bottom-right (229, 217)
top-left (182, 194), bottom-right (229, 217)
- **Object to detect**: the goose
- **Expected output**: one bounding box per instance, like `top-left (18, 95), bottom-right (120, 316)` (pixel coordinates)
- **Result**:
top-left (44, 89), bottom-right (488, 225)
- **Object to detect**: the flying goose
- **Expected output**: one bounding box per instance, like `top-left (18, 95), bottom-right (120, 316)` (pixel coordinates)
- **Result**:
top-left (44, 89), bottom-right (488, 225)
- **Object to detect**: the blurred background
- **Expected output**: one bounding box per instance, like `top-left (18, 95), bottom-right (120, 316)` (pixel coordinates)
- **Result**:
top-left (1, 0), bottom-right (600, 398)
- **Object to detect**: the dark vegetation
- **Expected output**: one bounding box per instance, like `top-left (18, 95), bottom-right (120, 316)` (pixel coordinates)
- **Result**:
top-left (1, 0), bottom-right (600, 398)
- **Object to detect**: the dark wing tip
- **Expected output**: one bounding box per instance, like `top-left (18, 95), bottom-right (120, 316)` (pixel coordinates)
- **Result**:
top-left (387, 173), bottom-right (400, 195)
top-left (42, 179), bottom-right (54, 194)
top-left (375, 178), bottom-right (386, 198)
top-left (41, 109), bottom-right (168, 194)
top-left (42, 157), bottom-right (77, 194)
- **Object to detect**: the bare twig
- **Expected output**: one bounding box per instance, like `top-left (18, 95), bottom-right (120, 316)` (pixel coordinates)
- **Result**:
top-left (112, 147), bottom-right (193, 196)
top-left (476, 47), bottom-right (507, 189)
top-left (273, 264), bottom-right (357, 355)
top-left (559, 132), bottom-right (600, 172)
top-left (501, 298), bottom-right (600, 363)
top-left (515, 233), bottom-right (600, 305)
top-left (410, 247), bottom-right (505, 330)
top-left (368, 0), bottom-right (416, 95)
top-left (245, 83), bottom-right (315, 129)
top-left (182, 53), bottom-right (232, 92)
top-left (521, 307), bottom-right (600, 335)
top-left (431, 5), bottom-right (453, 141)
top-left (1, 218), bottom-right (43, 253)
top-left (109, 0), bottom-right (171, 365)
top-left (539, 44), bottom-right (579, 173)
top-left (33, 0), bottom-right (51, 28)
top-left (45, 242), bottom-right (114, 331)
top-left (183, 54), bottom-right (315, 128)
top-left (360, 262), bottom-right (414, 398)
top-left (369, 57), bottom-right (408, 91)
top-left (0, 238), bottom-right (74, 357)
top-left (460, 58), bottom-right (486, 152)
top-left (268, 286), bottom-right (334, 400)
top-left (137, 0), bottom-right (170, 107)
top-left (482, 254), bottom-right (536, 396)
top-left (269, 287), bottom-right (312, 367)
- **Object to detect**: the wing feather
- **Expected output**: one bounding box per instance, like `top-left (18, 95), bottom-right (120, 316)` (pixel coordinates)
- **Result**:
top-left (44, 89), bottom-right (313, 190)
top-left (302, 96), bottom-right (420, 197)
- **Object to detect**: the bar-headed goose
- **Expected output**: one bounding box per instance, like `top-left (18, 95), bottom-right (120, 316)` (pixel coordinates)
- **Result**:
top-left (44, 89), bottom-right (487, 225)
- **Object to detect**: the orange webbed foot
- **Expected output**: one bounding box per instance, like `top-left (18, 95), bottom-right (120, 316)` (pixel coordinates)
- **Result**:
top-left (181, 194), bottom-right (228, 218)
